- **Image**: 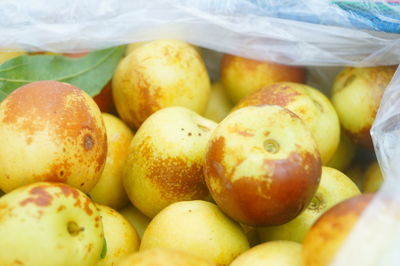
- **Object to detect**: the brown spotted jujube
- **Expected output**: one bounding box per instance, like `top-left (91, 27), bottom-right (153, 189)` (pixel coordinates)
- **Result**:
top-left (123, 107), bottom-right (217, 218)
top-left (0, 182), bottom-right (104, 265)
top-left (0, 81), bottom-right (107, 193)
top-left (204, 105), bottom-right (321, 226)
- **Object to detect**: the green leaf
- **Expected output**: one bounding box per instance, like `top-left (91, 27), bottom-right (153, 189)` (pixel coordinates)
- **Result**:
top-left (100, 237), bottom-right (107, 259)
top-left (0, 46), bottom-right (125, 101)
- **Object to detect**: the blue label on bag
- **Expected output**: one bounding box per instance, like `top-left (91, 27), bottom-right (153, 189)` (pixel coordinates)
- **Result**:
top-left (332, 0), bottom-right (400, 33)
top-left (248, 0), bottom-right (400, 33)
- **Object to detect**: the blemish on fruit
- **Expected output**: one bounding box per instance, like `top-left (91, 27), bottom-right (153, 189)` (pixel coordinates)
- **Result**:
top-left (136, 138), bottom-right (208, 200)
top-left (312, 99), bottom-right (324, 112)
top-left (87, 243), bottom-right (93, 253)
top-left (205, 136), bottom-right (226, 179)
top-left (235, 83), bottom-right (304, 113)
top-left (83, 196), bottom-right (94, 215)
top-left (343, 74), bottom-right (356, 88)
top-left (95, 132), bottom-right (108, 172)
top-left (148, 156), bottom-right (206, 200)
top-left (228, 124), bottom-right (254, 137)
top-left (57, 205), bottom-right (66, 212)
top-left (37, 162), bottom-right (72, 183)
top-left (84, 134), bottom-right (94, 150)
top-left (56, 183), bottom-right (81, 207)
top-left (188, 132), bottom-right (192, 136)
top-left (136, 71), bottom-right (161, 128)
top-left (197, 124), bottom-right (210, 132)
top-left (20, 186), bottom-right (53, 207)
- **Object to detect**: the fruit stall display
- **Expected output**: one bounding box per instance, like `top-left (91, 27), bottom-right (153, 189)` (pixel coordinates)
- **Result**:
top-left (0, 1), bottom-right (400, 266)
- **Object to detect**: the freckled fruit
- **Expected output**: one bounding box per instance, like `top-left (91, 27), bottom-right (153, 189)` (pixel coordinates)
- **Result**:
top-left (119, 204), bottom-right (151, 239)
top-left (118, 248), bottom-right (216, 266)
top-left (302, 193), bottom-right (374, 266)
top-left (331, 66), bottom-right (396, 149)
top-left (96, 204), bottom-right (139, 266)
top-left (204, 105), bottom-right (321, 226)
top-left (140, 200), bottom-right (249, 265)
top-left (258, 167), bottom-right (360, 242)
top-left (230, 240), bottom-right (302, 266)
top-left (123, 107), bottom-right (217, 218)
top-left (0, 182), bottom-right (103, 266)
top-left (234, 82), bottom-right (340, 164)
top-left (89, 113), bottom-right (133, 209)
top-left (0, 81), bottom-right (107, 193)
top-left (112, 39), bottom-right (211, 129)
top-left (220, 54), bottom-right (306, 103)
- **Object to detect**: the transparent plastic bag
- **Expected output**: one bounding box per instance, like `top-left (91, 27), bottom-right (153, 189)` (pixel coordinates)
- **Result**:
top-left (1, 1), bottom-right (400, 265)
top-left (1, 0), bottom-right (400, 66)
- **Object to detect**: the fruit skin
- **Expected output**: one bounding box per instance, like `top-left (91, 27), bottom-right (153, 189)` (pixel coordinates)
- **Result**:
top-left (93, 82), bottom-right (116, 114)
top-left (220, 54), bottom-right (306, 103)
top-left (123, 107), bottom-right (217, 218)
top-left (203, 82), bottom-right (233, 122)
top-left (89, 113), bottom-right (133, 209)
top-left (230, 240), bottom-right (302, 266)
top-left (326, 132), bottom-right (356, 171)
top-left (258, 166), bottom-right (360, 243)
top-left (0, 182), bottom-right (103, 266)
top-left (140, 200), bottom-right (249, 265)
top-left (240, 224), bottom-right (260, 247)
top-left (125, 42), bottom-right (201, 56)
top-left (234, 82), bottom-right (340, 164)
top-left (0, 81), bottom-right (107, 193)
top-left (119, 204), bottom-right (151, 239)
top-left (112, 39), bottom-right (210, 129)
top-left (204, 105), bottom-right (321, 226)
top-left (363, 160), bottom-right (383, 193)
top-left (118, 248), bottom-right (216, 266)
top-left (125, 42), bottom-right (148, 55)
top-left (331, 66), bottom-right (396, 149)
top-left (0, 48), bottom-right (27, 64)
top-left (96, 204), bottom-right (139, 266)
top-left (302, 193), bottom-right (374, 266)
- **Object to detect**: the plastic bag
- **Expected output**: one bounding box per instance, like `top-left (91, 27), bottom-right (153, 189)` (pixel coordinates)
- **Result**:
top-left (1, 0), bottom-right (400, 66)
top-left (1, 1), bottom-right (400, 265)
